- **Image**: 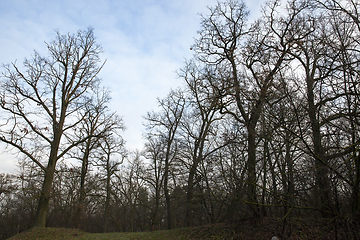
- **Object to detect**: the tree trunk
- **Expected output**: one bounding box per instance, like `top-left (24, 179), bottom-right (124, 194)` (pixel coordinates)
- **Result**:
top-left (164, 154), bottom-right (172, 230)
top-left (163, 135), bottom-right (173, 230)
top-left (186, 162), bottom-right (199, 227)
top-left (353, 153), bottom-right (360, 221)
top-left (261, 137), bottom-right (268, 217)
top-left (77, 145), bottom-right (90, 228)
top-left (33, 160), bottom-right (56, 227)
top-left (150, 186), bottom-right (160, 228)
top-left (104, 168), bottom-right (111, 232)
top-left (247, 125), bottom-right (260, 218)
top-left (34, 132), bottom-right (62, 227)
top-left (307, 76), bottom-right (333, 217)
top-left (285, 130), bottom-right (295, 216)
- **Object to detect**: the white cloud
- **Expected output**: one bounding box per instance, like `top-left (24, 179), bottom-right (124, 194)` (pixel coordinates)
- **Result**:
top-left (0, 0), bottom-right (263, 173)
top-left (0, 145), bottom-right (19, 174)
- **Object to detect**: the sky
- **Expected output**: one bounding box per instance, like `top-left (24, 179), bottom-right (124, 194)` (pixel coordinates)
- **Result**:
top-left (0, 0), bottom-right (262, 174)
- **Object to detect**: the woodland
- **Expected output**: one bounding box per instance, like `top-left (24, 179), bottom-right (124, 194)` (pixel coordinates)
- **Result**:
top-left (1, 0), bottom-right (360, 239)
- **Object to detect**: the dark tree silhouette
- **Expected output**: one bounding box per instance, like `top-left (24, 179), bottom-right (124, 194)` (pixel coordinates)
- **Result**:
top-left (0, 28), bottom-right (105, 227)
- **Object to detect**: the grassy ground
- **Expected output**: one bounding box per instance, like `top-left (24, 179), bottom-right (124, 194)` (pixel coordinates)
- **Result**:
top-left (7, 217), bottom-right (359, 240)
top-left (7, 226), bottom-right (231, 240)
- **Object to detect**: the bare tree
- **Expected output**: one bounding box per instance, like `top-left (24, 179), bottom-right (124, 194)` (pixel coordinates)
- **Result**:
top-left (144, 89), bottom-right (186, 229)
top-left (142, 136), bottom-right (166, 229)
top-left (277, 0), bottom-right (360, 217)
top-left (97, 133), bottom-right (126, 233)
top-left (0, 160), bottom-right (43, 238)
top-left (0, 28), bottom-right (105, 227)
top-left (179, 61), bottom-right (227, 226)
top-left (69, 88), bottom-right (123, 228)
top-left (112, 151), bottom-right (149, 232)
top-left (191, 0), bottom-right (304, 217)
top-left (315, 0), bottom-right (360, 221)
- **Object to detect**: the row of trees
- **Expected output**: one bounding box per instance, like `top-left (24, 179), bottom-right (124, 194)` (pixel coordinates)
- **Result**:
top-left (0, 28), bottom-right (126, 233)
top-left (1, 0), bottom-right (360, 239)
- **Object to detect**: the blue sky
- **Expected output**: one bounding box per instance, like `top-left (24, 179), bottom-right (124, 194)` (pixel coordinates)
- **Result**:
top-left (0, 0), bottom-right (262, 173)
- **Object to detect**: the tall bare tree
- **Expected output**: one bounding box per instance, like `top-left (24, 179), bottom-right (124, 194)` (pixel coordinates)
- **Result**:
top-left (191, 0), bottom-right (304, 217)
top-left (315, 0), bottom-right (360, 221)
top-left (69, 88), bottom-right (123, 228)
top-left (179, 61), bottom-right (227, 226)
top-left (97, 132), bottom-right (126, 233)
top-left (142, 136), bottom-right (166, 229)
top-left (144, 89), bottom-right (185, 229)
top-left (0, 28), bottom-right (105, 227)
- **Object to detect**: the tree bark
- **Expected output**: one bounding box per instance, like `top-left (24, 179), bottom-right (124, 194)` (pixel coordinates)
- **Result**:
top-left (353, 153), bottom-right (360, 221)
top-left (104, 165), bottom-right (111, 232)
top-left (247, 125), bottom-right (260, 218)
top-left (186, 160), bottom-right (200, 227)
top-left (76, 143), bottom-right (90, 228)
top-left (163, 156), bottom-right (171, 230)
top-left (34, 133), bottom-right (61, 227)
top-left (33, 162), bottom-right (56, 227)
top-left (307, 75), bottom-right (333, 217)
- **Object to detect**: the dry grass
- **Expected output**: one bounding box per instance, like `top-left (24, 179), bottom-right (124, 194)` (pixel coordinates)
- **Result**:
top-left (7, 217), bottom-right (359, 240)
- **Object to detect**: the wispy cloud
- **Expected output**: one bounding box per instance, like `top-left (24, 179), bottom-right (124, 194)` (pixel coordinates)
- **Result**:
top-left (0, 0), bottom-right (262, 173)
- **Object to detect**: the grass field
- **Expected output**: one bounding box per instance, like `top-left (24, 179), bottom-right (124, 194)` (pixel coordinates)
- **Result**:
top-left (7, 218), bottom-right (357, 240)
top-left (7, 225), bottom-right (235, 240)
